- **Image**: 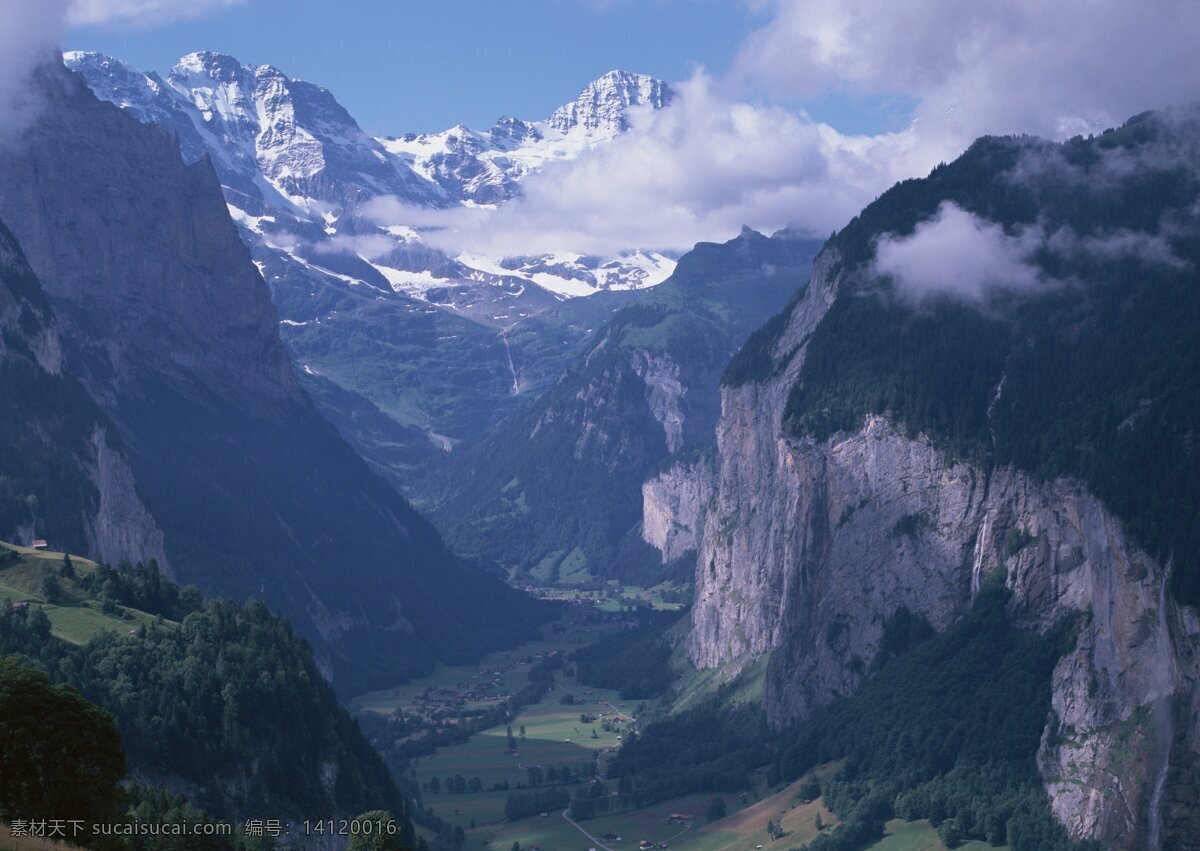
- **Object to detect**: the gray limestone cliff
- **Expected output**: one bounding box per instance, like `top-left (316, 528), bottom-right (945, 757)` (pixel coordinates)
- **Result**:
top-left (0, 219), bottom-right (166, 567)
top-left (631, 351), bottom-right (687, 454)
top-left (647, 247), bottom-right (1200, 847)
top-left (82, 428), bottom-right (169, 568)
top-left (642, 455), bottom-right (713, 564)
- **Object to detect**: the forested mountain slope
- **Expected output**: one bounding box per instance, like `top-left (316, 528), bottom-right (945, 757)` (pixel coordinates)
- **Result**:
top-left (0, 544), bottom-right (412, 833)
top-left (645, 108), bottom-right (1200, 847)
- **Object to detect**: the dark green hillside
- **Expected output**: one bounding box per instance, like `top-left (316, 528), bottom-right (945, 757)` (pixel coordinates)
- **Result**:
top-left (117, 373), bottom-right (549, 694)
top-left (0, 655), bottom-right (126, 839)
top-left (0, 543), bottom-right (412, 831)
top-left (771, 586), bottom-right (1086, 850)
top-left (436, 230), bottom-right (821, 585)
top-left (774, 109), bottom-right (1200, 604)
top-left (608, 586), bottom-right (1091, 850)
top-left (572, 610), bottom-right (681, 699)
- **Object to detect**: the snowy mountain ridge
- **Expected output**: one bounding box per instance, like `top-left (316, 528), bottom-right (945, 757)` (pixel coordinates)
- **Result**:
top-left (64, 51), bottom-right (677, 301)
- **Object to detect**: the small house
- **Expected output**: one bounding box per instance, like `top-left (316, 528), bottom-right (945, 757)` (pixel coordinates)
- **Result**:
top-left (30, 539), bottom-right (48, 550)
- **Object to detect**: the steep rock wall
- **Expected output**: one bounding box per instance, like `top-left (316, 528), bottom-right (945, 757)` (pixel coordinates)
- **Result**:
top-left (83, 428), bottom-right (169, 569)
top-left (642, 455), bottom-right (713, 564)
top-left (0, 221), bottom-right (167, 567)
top-left (632, 351), bottom-right (686, 454)
top-left (673, 247), bottom-right (1200, 847)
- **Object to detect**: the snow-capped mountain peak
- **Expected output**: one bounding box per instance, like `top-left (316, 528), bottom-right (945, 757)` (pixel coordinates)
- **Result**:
top-left (67, 51), bottom-right (677, 310)
top-left (547, 70), bottom-right (674, 135)
top-left (171, 50), bottom-right (247, 83)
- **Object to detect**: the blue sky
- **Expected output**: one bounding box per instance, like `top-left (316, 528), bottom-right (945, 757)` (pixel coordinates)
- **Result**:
top-left (66, 0), bottom-right (772, 135)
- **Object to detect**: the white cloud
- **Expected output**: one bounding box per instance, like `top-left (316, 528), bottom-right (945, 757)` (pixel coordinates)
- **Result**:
top-left (312, 233), bottom-right (398, 260)
top-left (0, 0), bottom-right (70, 141)
top-left (371, 1), bottom-right (1200, 263)
top-left (67, 0), bottom-right (247, 26)
top-left (1046, 227), bottom-right (1186, 271)
top-left (735, 0), bottom-right (1200, 149)
top-left (872, 202), bottom-right (1044, 303)
top-left (367, 72), bottom-right (925, 257)
top-left (7, 0), bottom-right (1196, 269)
top-left (0, 0), bottom-right (247, 140)
top-left (872, 200), bottom-right (1189, 304)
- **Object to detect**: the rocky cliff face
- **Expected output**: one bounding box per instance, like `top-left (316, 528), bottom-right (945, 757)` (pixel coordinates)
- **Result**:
top-left (631, 352), bottom-right (687, 454)
top-left (0, 63), bottom-right (300, 409)
top-left (82, 428), bottom-right (169, 568)
top-left (547, 70), bottom-right (673, 135)
top-left (0, 219), bottom-right (166, 567)
top-left (0, 60), bottom-right (546, 694)
top-left (641, 455), bottom-right (713, 564)
top-left (435, 230), bottom-right (820, 585)
top-left (663, 244), bottom-right (1200, 847)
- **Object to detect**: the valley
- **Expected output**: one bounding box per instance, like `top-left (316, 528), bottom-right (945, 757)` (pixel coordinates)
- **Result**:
top-left (344, 607), bottom-right (1002, 851)
top-left (0, 554), bottom-right (990, 851)
top-left (0, 8), bottom-right (1196, 850)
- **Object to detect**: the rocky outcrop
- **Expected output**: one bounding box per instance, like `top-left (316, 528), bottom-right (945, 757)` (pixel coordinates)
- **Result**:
top-left (437, 230), bottom-right (821, 585)
top-left (547, 70), bottom-right (673, 135)
top-left (82, 428), bottom-right (169, 570)
top-left (0, 62), bottom-right (300, 408)
top-left (632, 352), bottom-right (686, 454)
top-left (0, 219), bottom-right (166, 567)
top-left (642, 455), bottom-right (713, 563)
top-left (677, 246), bottom-right (1200, 847)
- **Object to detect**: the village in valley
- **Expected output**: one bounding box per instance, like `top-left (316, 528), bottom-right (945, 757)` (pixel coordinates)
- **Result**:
top-left (344, 589), bottom-right (862, 851)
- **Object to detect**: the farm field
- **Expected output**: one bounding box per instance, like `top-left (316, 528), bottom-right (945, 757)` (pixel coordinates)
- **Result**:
top-left (350, 609), bottom-right (641, 832)
top-left (475, 791), bottom-right (997, 851)
top-left (413, 679), bottom-right (634, 829)
top-left (478, 792), bottom-right (713, 851)
top-left (527, 582), bottom-right (686, 614)
top-left (868, 819), bottom-right (998, 851)
top-left (675, 776), bottom-right (836, 851)
top-left (355, 609), bottom-right (1010, 851)
top-left (474, 775), bottom-right (835, 851)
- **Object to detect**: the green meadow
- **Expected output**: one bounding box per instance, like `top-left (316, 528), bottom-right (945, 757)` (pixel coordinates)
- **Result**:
top-left (0, 542), bottom-right (170, 644)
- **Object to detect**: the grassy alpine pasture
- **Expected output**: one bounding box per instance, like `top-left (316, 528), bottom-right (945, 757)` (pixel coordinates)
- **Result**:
top-left (414, 679), bottom-right (635, 829)
top-left (677, 776), bottom-right (837, 851)
top-left (470, 779), bottom-right (994, 851)
top-left (531, 582), bottom-right (687, 614)
top-left (869, 819), bottom-right (998, 851)
top-left (359, 608), bottom-right (1006, 851)
top-left (0, 542), bottom-right (169, 644)
top-left (476, 775), bottom-right (835, 851)
top-left (352, 612), bottom-right (639, 830)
